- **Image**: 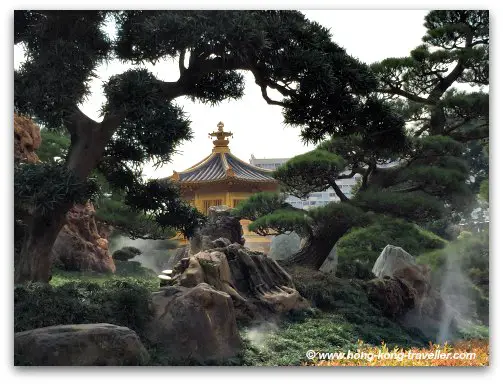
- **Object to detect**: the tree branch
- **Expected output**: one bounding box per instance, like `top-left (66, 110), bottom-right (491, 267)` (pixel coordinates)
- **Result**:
top-left (450, 126), bottom-right (489, 142)
top-left (427, 29), bottom-right (474, 102)
top-left (327, 179), bottom-right (349, 202)
top-left (360, 163), bottom-right (376, 191)
top-left (443, 119), bottom-right (470, 134)
top-left (101, 107), bottom-right (126, 136)
top-left (179, 49), bottom-right (186, 75)
top-left (470, 38), bottom-right (489, 47)
top-left (249, 67), bottom-right (289, 107)
top-left (376, 87), bottom-right (434, 105)
top-left (335, 171), bottom-right (356, 180)
top-left (64, 106), bottom-right (96, 137)
top-left (258, 84), bottom-right (287, 107)
top-left (391, 184), bottom-right (423, 193)
top-left (158, 80), bottom-right (188, 101)
top-left (413, 123), bottom-right (431, 137)
top-left (336, 167), bottom-right (366, 180)
top-left (263, 77), bottom-right (296, 98)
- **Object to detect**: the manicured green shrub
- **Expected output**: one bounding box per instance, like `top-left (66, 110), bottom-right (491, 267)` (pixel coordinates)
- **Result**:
top-left (14, 278), bottom-right (154, 337)
top-left (336, 217), bottom-right (446, 278)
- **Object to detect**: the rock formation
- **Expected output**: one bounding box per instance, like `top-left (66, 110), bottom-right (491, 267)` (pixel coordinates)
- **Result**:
top-left (165, 206), bottom-right (245, 269)
top-left (14, 113), bottom-right (41, 164)
top-left (190, 205), bottom-right (245, 252)
top-left (372, 245), bottom-right (421, 280)
top-left (370, 245), bottom-right (434, 310)
top-left (14, 323), bottom-right (149, 366)
top-left (366, 244), bottom-right (450, 340)
top-left (166, 206), bottom-right (309, 323)
top-left (147, 283), bottom-right (242, 363)
top-left (51, 202), bottom-right (115, 273)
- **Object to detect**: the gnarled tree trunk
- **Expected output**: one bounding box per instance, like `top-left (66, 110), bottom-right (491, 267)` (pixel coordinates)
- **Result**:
top-left (14, 110), bottom-right (121, 284)
top-left (283, 237), bottom-right (336, 270)
top-left (15, 205), bottom-right (71, 283)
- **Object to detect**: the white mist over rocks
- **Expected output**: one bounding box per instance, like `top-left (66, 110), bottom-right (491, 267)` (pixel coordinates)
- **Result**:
top-left (109, 235), bottom-right (180, 273)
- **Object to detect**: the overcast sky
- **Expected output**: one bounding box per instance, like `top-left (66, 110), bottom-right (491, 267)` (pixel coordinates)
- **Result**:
top-left (15, 10), bottom-right (432, 179)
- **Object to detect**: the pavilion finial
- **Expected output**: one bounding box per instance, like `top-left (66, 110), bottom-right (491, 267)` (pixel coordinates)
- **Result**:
top-left (209, 121), bottom-right (233, 152)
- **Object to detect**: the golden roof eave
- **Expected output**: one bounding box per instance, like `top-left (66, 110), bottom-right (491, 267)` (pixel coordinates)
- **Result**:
top-left (169, 121), bottom-right (277, 185)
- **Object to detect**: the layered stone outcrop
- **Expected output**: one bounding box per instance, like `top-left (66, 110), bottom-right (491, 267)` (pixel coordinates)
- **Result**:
top-left (51, 202), bottom-right (115, 273)
top-left (166, 206), bottom-right (309, 323)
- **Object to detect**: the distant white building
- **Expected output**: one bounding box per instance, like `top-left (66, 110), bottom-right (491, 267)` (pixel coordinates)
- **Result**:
top-left (249, 155), bottom-right (361, 210)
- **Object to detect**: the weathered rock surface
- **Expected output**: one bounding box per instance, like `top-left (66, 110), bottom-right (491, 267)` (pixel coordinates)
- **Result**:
top-left (165, 245), bottom-right (190, 269)
top-left (366, 277), bottom-right (417, 319)
top-left (167, 206), bottom-right (310, 322)
top-left (268, 232), bottom-right (301, 261)
top-left (147, 283), bottom-right (242, 363)
top-left (14, 323), bottom-right (149, 366)
top-left (14, 114), bottom-right (41, 164)
top-left (372, 245), bottom-right (417, 279)
top-left (195, 205), bottom-right (245, 247)
top-left (319, 243), bottom-right (338, 274)
top-left (51, 202), bottom-right (115, 273)
top-left (171, 243), bottom-right (309, 322)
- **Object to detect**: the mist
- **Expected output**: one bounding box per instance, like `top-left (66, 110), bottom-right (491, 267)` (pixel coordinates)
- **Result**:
top-left (243, 321), bottom-right (279, 351)
top-left (109, 234), bottom-right (180, 273)
top-left (435, 251), bottom-right (476, 343)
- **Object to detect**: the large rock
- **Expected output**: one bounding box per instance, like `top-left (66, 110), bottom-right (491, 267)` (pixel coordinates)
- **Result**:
top-left (366, 277), bottom-right (417, 319)
top-left (372, 244), bottom-right (416, 279)
top-left (51, 202), bottom-right (115, 273)
top-left (147, 283), bottom-right (242, 363)
top-left (14, 323), bottom-right (149, 366)
top-left (268, 232), bottom-right (301, 261)
top-left (14, 114), bottom-right (41, 164)
top-left (319, 243), bottom-right (338, 274)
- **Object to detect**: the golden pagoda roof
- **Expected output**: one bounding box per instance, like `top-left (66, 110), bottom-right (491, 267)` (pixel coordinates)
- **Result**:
top-left (170, 122), bottom-right (276, 184)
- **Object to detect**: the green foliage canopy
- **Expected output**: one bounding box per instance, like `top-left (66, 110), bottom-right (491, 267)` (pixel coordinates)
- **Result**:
top-left (371, 10), bottom-right (489, 142)
top-left (273, 149), bottom-right (346, 199)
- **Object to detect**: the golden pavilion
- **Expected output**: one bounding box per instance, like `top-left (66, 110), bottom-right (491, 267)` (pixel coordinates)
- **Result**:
top-left (169, 121), bottom-right (278, 251)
